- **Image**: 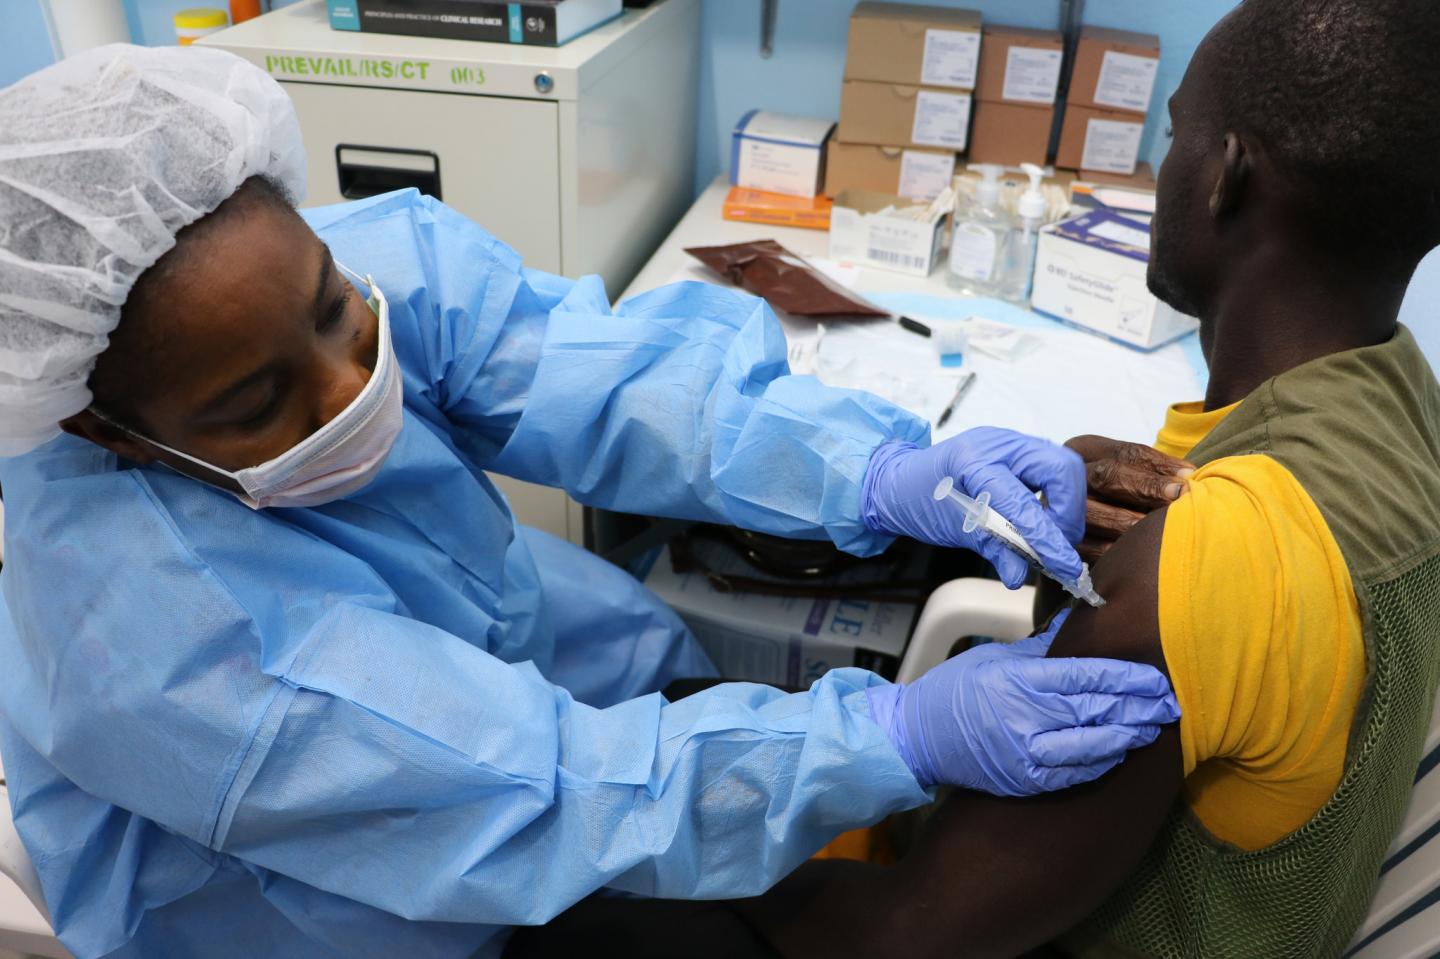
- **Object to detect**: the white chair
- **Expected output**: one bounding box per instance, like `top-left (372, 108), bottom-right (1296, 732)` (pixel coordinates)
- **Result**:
top-left (0, 754), bottom-right (70, 958)
top-left (896, 578), bottom-right (1037, 684)
top-left (900, 579), bottom-right (1440, 959)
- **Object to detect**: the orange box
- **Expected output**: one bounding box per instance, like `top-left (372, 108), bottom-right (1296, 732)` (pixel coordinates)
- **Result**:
top-left (722, 186), bottom-right (834, 231)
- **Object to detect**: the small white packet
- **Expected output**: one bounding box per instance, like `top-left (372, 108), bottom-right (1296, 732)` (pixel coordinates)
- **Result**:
top-left (960, 317), bottom-right (1041, 362)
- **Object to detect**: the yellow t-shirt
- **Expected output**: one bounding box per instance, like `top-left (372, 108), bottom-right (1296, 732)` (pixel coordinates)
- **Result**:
top-left (1153, 402), bottom-right (1366, 851)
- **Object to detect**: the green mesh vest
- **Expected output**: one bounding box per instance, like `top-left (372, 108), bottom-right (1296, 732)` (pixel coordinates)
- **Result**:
top-left (1062, 326), bottom-right (1440, 959)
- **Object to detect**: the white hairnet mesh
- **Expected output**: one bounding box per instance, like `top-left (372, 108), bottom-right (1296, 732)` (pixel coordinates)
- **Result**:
top-left (0, 43), bottom-right (306, 455)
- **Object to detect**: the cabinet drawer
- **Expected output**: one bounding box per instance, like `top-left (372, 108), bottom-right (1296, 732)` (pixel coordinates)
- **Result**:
top-left (282, 82), bottom-right (562, 272)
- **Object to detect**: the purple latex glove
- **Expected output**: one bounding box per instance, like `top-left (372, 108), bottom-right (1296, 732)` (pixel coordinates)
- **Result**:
top-left (866, 610), bottom-right (1179, 795)
top-left (861, 429), bottom-right (1086, 588)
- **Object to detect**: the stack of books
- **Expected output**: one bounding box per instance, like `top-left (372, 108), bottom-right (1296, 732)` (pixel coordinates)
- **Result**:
top-left (325, 0), bottom-right (623, 46)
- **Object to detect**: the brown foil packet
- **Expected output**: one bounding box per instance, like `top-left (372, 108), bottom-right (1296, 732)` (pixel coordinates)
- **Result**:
top-left (685, 239), bottom-right (890, 318)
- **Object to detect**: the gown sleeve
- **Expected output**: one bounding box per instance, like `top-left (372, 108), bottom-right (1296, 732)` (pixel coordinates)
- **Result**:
top-left (312, 192), bottom-right (931, 557)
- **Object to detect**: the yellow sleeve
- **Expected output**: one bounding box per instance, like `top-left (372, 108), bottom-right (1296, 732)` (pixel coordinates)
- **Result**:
top-left (1158, 454), bottom-right (1365, 851)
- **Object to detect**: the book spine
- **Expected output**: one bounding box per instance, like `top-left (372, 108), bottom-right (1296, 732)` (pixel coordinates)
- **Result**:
top-left (349, 1), bottom-right (560, 45)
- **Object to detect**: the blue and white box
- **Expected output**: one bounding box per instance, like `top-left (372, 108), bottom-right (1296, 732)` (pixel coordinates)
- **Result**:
top-left (731, 111), bottom-right (836, 199)
top-left (1031, 210), bottom-right (1199, 351)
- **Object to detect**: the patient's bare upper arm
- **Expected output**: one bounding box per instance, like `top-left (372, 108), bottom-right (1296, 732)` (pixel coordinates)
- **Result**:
top-left (732, 509), bottom-right (1186, 959)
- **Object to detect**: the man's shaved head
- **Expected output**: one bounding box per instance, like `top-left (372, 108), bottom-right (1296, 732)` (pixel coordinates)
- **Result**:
top-left (1148, 0), bottom-right (1440, 328)
top-left (1209, 0), bottom-right (1440, 278)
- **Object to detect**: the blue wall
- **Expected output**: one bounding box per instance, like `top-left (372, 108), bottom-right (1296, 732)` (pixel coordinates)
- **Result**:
top-left (0, 0), bottom-right (58, 87)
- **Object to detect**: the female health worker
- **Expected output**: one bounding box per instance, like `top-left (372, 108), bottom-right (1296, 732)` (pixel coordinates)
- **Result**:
top-left (0, 47), bottom-right (1176, 959)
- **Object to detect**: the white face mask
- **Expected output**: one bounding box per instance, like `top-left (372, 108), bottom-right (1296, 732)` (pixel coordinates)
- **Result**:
top-left (113, 262), bottom-right (404, 509)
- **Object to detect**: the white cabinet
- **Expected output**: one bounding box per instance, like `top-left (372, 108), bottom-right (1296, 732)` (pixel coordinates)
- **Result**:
top-left (203, 0), bottom-right (700, 544)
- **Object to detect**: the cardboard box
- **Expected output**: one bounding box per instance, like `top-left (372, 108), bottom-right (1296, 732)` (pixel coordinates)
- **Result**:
top-left (731, 110), bottom-right (836, 198)
top-left (1030, 210), bottom-right (1198, 350)
top-left (640, 543), bottom-right (915, 687)
top-left (975, 24), bottom-right (1063, 105)
top-left (1068, 26), bottom-right (1160, 115)
top-left (1056, 104), bottom-right (1145, 175)
top-left (845, 2), bottom-right (983, 89)
top-left (825, 141), bottom-right (956, 201)
top-left (838, 80), bottom-right (972, 151)
top-left (968, 100), bottom-right (1053, 167)
top-left (722, 186), bottom-right (834, 231)
top-left (828, 189), bottom-right (947, 277)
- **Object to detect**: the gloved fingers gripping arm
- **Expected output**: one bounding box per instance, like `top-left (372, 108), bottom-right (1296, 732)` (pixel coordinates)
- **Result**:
top-left (864, 610), bottom-right (1178, 795)
top-left (861, 427), bottom-right (1087, 587)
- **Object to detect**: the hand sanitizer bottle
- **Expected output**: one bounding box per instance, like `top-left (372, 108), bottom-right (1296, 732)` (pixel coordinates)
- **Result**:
top-left (947, 164), bottom-right (1014, 297)
top-left (997, 163), bottom-right (1047, 305)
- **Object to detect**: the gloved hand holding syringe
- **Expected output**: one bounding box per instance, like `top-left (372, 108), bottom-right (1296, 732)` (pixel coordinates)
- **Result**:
top-left (933, 477), bottom-right (1106, 607)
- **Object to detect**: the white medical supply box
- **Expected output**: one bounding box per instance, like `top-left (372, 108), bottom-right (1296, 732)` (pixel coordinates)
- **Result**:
top-left (203, 0), bottom-right (699, 545)
top-left (1030, 210), bottom-right (1199, 351)
top-left (730, 111), bottom-right (835, 198)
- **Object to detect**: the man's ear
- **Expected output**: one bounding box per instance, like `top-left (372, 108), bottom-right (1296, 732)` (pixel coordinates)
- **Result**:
top-left (1209, 132), bottom-right (1250, 219)
top-left (59, 410), bottom-right (157, 463)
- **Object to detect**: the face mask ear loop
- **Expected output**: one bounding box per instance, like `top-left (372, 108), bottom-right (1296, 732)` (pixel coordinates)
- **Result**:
top-left (333, 258), bottom-right (372, 296)
top-left (86, 405), bottom-right (255, 502)
top-left (86, 406), bottom-right (231, 474)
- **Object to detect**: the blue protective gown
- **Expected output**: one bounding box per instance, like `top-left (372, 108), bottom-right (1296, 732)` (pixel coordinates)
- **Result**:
top-left (0, 191), bottom-right (932, 959)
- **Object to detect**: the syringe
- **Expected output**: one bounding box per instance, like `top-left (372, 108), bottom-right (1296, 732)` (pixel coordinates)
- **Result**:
top-left (932, 477), bottom-right (1105, 608)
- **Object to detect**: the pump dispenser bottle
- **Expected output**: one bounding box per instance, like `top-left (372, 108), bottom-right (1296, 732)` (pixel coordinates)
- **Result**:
top-left (996, 163), bottom-right (1047, 305)
top-left (946, 164), bottom-right (1014, 298)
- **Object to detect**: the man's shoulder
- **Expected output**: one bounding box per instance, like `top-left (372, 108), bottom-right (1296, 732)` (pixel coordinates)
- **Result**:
top-left (1197, 330), bottom-right (1440, 579)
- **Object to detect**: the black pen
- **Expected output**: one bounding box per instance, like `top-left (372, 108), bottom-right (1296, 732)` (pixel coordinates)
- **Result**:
top-left (935, 371), bottom-right (977, 429)
top-left (897, 315), bottom-right (932, 337)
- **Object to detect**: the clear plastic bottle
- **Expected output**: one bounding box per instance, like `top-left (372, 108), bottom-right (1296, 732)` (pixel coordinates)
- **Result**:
top-left (996, 163), bottom-right (1047, 306)
top-left (946, 164), bottom-right (1014, 298)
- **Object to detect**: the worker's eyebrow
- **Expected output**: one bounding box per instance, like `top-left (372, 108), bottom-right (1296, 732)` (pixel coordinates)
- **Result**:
top-left (312, 245), bottom-right (334, 321)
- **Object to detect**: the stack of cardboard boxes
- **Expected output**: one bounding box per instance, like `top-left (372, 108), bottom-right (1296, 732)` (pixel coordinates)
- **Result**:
top-left (969, 24), bottom-right (1063, 167)
top-left (1056, 27), bottom-right (1161, 177)
top-left (827, 2), bottom-right (982, 201)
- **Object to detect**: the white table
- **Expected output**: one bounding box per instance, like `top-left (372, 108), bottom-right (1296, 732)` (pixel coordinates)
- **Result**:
top-left (621, 177), bottom-right (1204, 449)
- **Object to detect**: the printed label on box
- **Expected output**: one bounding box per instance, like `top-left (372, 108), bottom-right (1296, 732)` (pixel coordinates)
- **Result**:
top-left (736, 140), bottom-right (819, 197)
top-left (898, 150), bottom-right (956, 200)
top-left (1081, 118), bottom-right (1144, 174)
top-left (865, 217), bottom-right (934, 274)
top-left (1002, 47), bottom-right (1063, 104)
top-left (921, 29), bottom-right (980, 88)
top-left (911, 90), bottom-right (972, 149)
top-left (1093, 51), bottom-right (1159, 111)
